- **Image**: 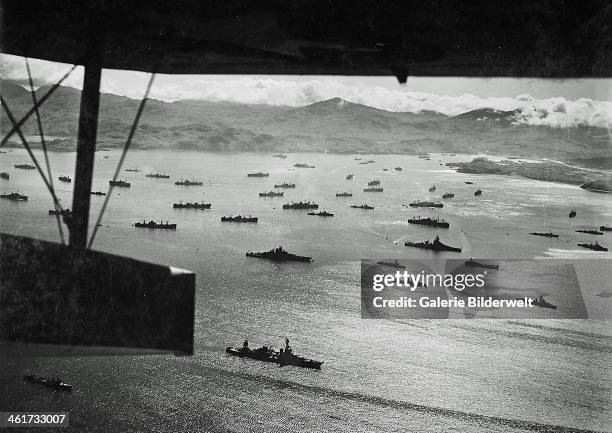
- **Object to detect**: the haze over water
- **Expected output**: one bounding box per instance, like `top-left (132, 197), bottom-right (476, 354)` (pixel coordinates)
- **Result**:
top-left (1, 149), bottom-right (611, 432)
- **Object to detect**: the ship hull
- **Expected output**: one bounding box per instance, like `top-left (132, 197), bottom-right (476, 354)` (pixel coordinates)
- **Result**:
top-left (246, 252), bottom-right (312, 262)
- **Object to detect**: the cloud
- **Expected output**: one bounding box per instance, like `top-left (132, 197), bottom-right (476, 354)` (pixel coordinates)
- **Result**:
top-left (2, 54), bottom-right (611, 129)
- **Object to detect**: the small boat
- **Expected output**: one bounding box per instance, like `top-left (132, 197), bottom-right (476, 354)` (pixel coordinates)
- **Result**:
top-left (146, 173), bottom-right (170, 179)
top-left (474, 189), bottom-right (482, 196)
top-left (48, 208), bottom-right (71, 216)
top-left (394, 167), bottom-right (402, 171)
top-left (428, 185), bottom-right (436, 192)
top-left (173, 202), bottom-right (211, 209)
top-left (283, 201), bottom-right (318, 210)
top-left (272, 153), bottom-right (288, 159)
top-left (0, 172), bottom-right (9, 180)
top-left (405, 235), bottom-right (461, 253)
top-left (531, 295), bottom-right (557, 310)
top-left (530, 232), bottom-right (559, 238)
top-left (408, 217), bottom-right (449, 228)
top-left (58, 175), bottom-right (71, 183)
top-left (350, 204), bottom-right (374, 209)
top-left (364, 187), bottom-right (383, 192)
top-left (134, 220), bottom-right (177, 229)
top-left (442, 192), bottom-right (455, 199)
top-left (464, 181), bottom-right (474, 184)
top-left (221, 215), bottom-right (258, 223)
top-left (569, 210), bottom-right (576, 218)
top-left (601, 225), bottom-right (612, 232)
top-left (109, 180), bottom-right (130, 187)
top-left (14, 163), bottom-right (35, 170)
top-left (274, 182), bottom-right (295, 188)
top-left (345, 174), bottom-right (354, 180)
top-left (577, 242), bottom-right (607, 252)
top-left (0, 192), bottom-right (28, 201)
top-left (368, 179), bottom-right (381, 186)
top-left (175, 179), bottom-right (203, 186)
top-left (576, 229), bottom-right (603, 235)
top-left (247, 171), bottom-right (269, 177)
top-left (307, 210), bottom-right (334, 217)
top-left (259, 190), bottom-right (284, 197)
top-left (465, 259), bottom-right (499, 270)
top-left (336, 192), bottom-right (352, 197)
top-left (91, 191), bottom-right (106, 196)
top-left (124, 168), bottom-right (140, 172)
top-left (408, 201), bottom-right (443, 208)
top-left (376, 259), bottom-right (405, 269)
top-left (23, 373), bottom-right (72, 392)
top-left (246, 246), bottom-right (312, 262)
top-left (294, 163), bottom-right (315, 168)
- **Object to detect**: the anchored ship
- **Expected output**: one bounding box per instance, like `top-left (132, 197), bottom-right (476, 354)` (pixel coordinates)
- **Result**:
top-left (405, 235), bottom-right (461, 252)
top-left (23, 373), bottom-right (72, 392)
top-left (14, 163), bottom-right (35, 170)
top-left (307, 210), bottom-right (334, 217)
top-left (394, 167), bottom-right (402, 171)
top-left (408, 216), bottom-right (449, 228)
top-left (247, 171), bottom-right (269, 177)
top-left (368, 179), bottom-right (381, 186)
top-left (345, 174), bottom-right (354, 180)
top-left (125, 168), bottom-right (140, 172)
top-left (221, 215), bottom-right (258, 223)
top-left (336, 192), bottom-right (352, 197)
top-left (58, 175), bottom-right (71, 183)
top-left (283, 201), bottom-right (318, 210)
top-left (146, 173), bottom-right (170, 179)
top-left (601, 225), bottom-right (612, 232)
top-left (465, 259), bottom-right (499, 270)
top-left (0, 172), bottom-right (9, 180)
top-left (350, 204), bottom-right (374, 209)
top-left (109, 180), bottom-right (131, 187)
top-left (576, 229), bottom-right (604, 235)
top-left (428, 185), bottom-right (436, 192)
top-left (530, 231), bottom-right (559, 238)
top-left (465, 181), bottom-right (474, 184)
top-left (173, 202), bottom-right (211, 209)
top-left (259, 190), bottom-right (284, 197)
top-left (273, 153), bottom-right (288, 159)
top-left (274, 182), bottom-right (295, 188)
top-left (569, 209), bottom-right (577, 218)
top-left (48, 208), bottom-right (72, 216)
top-left (226, 338), bottom-right (322, 369)
top-left (294, 163), bottom-right (315, 168)
top-left (91, 191), bottom-right (106, 196)
top-left (364, 187), bottom-right (383, 192)
top-left (1, 192), bottom-right (28, 201)
top-left (246, 246), bottom-right (312, 262)
top-left (408, 200), bottom-right (443, 208)
top-left (442, 192), bottom-right (455, 199)
top-left (134, 220), bottom-right (177, 229)
top-left (175, 179), bottom-right (203, 186)
top-left (577, 242), bottom-right (607, 251)
top-left (376, 259), bottom-right (405, 269)
top-left (474, 189), bottom-right (482, 196)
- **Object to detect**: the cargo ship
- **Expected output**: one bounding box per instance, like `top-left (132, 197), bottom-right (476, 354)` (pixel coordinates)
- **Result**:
top-left (146, 173), bottom-right (170, 179)
top-left (259, 190), bottom-right (284, 197)
top-left (173, 202), bottom-right (211, 209)
top-left (247, 172), bottom-right (269, 177)
top-left (174, 179), bottom-right (203, 186)
top-left (109, 180), bottom-right (131, 187)
top-left (274, 182), bottom-right (295, 188)
top-left (408, 216), bottom-right (449, 228)
top-left (221, 215), bottom-right (258, 223)
top-left (134, 220), bottom-right (177, 229)
top-left (408, 201), bottom-right (443, 208)
top-left (283, 201), bottom-right (318, 210)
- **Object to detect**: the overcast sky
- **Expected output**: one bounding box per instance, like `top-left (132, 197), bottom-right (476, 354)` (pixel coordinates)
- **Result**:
top-left (1, 54), bottom-right (611, 128)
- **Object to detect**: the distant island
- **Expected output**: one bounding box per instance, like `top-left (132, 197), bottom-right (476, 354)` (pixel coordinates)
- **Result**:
top-left (449, 157), bottom-right (611, 189)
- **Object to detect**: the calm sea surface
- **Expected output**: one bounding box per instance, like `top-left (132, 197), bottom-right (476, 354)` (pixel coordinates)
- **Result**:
top-left (1, 149), bottom-right (611, 432)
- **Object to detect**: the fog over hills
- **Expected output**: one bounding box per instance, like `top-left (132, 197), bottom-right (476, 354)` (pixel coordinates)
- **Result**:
top-left (1, 80), bottom-right (610, 168)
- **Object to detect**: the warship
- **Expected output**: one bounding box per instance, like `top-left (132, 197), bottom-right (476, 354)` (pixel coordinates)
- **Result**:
top-left (14, 163), bottom-right (36, 170)
top-left (146, 173), bottom-right (170, 179)
top-left (336, 192), bottom-right (352, 197)
top-left (394, 167), bottom-right (402, 171)
top-left (273, 153), bottom-right (288, 159)
top-left (530, 231), bottom-right (559, 238)
top-left (474, 189), bottom-right (482, 196)
top-left (376, 259), bottom-right (405, 269)
top-left (408, 201), bottom-right (443, 208)
top-left (569, 209), bottom-right (577, 218)
top-left (577, 242), bottom-right (608, 251)
top-left (0, 192), bottom-right (28, 201)
top-left (221, 215), bottom-right (258, 223)
top-left (350, 204), bottom-right (374, 209)
top-left (294, 163), bottom-right (315, 168)
top-left (58, 175), bottom-right (71, 183)
top-left (91, 191), bottom-right (106, 196)
top-left (109, 180), bottom-right (131, 187)
top-left (366, 159), bottom-right (376, 163)
top-left (418, 154), bottom-right (429, 159)
top-left (576, 229), bottom-right (603, 235)
top-left (226, 338), bottom-right (322, 369)
top-left (175, 179), bottom-right (203, 186)
top-left (173, 202), bottom-right (211, 209)
top-left (345, 174), bottom-right (354, 180)
top-left (246, 246), bottom-right (312, 262)
top-left (247, 171), bottom-right (269, 177)
top-left (405, 235), bottom-right (462, 252)
top-left (601, 225), bottom-right (612, 232)
top-left (465, 181), bottom-right (474, 184)
top-left (0, 172), bottom-right (9, 180)
top-left (23, 373), bottom-right (72, 392)
top-left (442, 192), bottom-right (455, 199)
top-left (125, 168), bottom-right (140, 172)
top-left (428, 185), bottom-right (436, 192)
top-left (274, 182), bottom-right (295, 188)
top-left (368, 179), bottom-right (381, 186)
top-left (530, 295), bottom-right (557, 310)
top-left (408, 216), bottom-right (449, 228)
top-left (364, 187), bottom-right (383, 192)
top-left (48, 208), bottom-right (72, 216)
top-left (465, 259), bottom-right (499, 270)
top-left (134, 220), bottom-right (177, 229)
top-left (307, 210), bottom-right (334, 217)
top-left (283, 201), bottom-right (318, 210)
top-left (259, 190), bottom-right (284, 197)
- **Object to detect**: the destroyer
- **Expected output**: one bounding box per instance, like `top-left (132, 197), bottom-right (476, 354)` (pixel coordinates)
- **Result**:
top-left (134, 220), bottom-right (177, 229)
top-left (173, 202), bottom-right (211, 209)
top-left (14, 163), bottom-right (35, 170)
top-left (91, 191), bottom-right (106, 196)
top-left (530, 231), bottom-right (559, 238)
top-left (408, 216), bottom-right (449, 228)
top-left (577, 241), bottom-right (608, 251)
top-left (1, 192), bottom-right (28, 201)
top-left (601, 225), bottom-right (612, 232)
top-left (247, 171), bottom-right (269, 177)
top-left (350, 204), bottom-right (374, 209)
top-left (405, 235), bottom-right (461, 252)
top-left (283, 201), bottom-right (318, 210)
top-left (226, 338), bottom-right (322, 369)
top-left (259, 190), bottom-right (284, 197)
top-left (294, 163), bottom-right (315, 168)
top-left (364, 187), bottom-right (383, 192)
top-left (576, 229), bottom-right (603, 235)
top-left (221, 215), bottom-right (258, 223)
top-left (246, 246), bottom-right (312, 262)
top-left (307, 210), bottom-right (334, 217)
top-left (175, 179), bottom-right (203, 186)
top-left (48, 208), bottom-right (71, 216)
top-left (146, 173), bottom-right (170, 179)
top-left (408, 200), bottom-right (443, 208)
top-left (274, 182), bottom-right (295, 188)
top-left (336, 192), bottom-right (352, 197)
top-left (109, 180), bottom-right (130, 187)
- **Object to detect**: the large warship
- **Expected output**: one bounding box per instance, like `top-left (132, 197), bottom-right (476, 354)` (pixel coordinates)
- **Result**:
top-left (146, 173), bottom-right (170, 179)
top-left (23, 373), bottom-right (72, 392)
top-left (577, 241), bottom-right (608, 251)
top-left (247, 171), bottom-right (269, 177)
top-left (601, 225), bottom-right (612, 232)
top-left (364, 187), bottom-right (383, 192)
top-left (294, 163), bottom-right (315, 168)
top-left (408, 200), bottom-right (443, 208)
top-left (530, 231), bottom-right (559, 238)
top-left (173, 201), bottom-right (211, 209)
top-left (307, 210), bottom-right (334, 217)
top-left (336, 192), bottom-right (352, 197)
top-left (246, 246), bottom-right (312, 262)
top-left (350, 204), bottom-right (374, 209)
top-left (14, 163), bottom-right (36, 170)
top-left (408, 216), bottom-right (449, 228)
top-left (405, 235), bottom-right (462, 252)
top-left (259, 190), bottom-right (284, 197)
top-left (576, 229), bottom-right (604, 235)
top-left (221, 215), bottom-right (258, 223)
top-left (48, 208), bottom-right (72, 216)
top-left (134, 220), bottom-right (177, 229)
top-left (226, 338), bottom-right (322, 369)
top-left (175, 179), bottom-right (203, 186)
top-left (1, 192), bottom-right (28, 201)
top-left (109, 180), bottom-right (131, 187)
top-left (274, 182), bottom-right (295, 188)
top-left (283, 201), bottom-right (318, 210)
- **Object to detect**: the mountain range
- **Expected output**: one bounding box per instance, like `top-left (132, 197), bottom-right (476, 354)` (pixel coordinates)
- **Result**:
top-left (1, 80), bottom-right (609, 168)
